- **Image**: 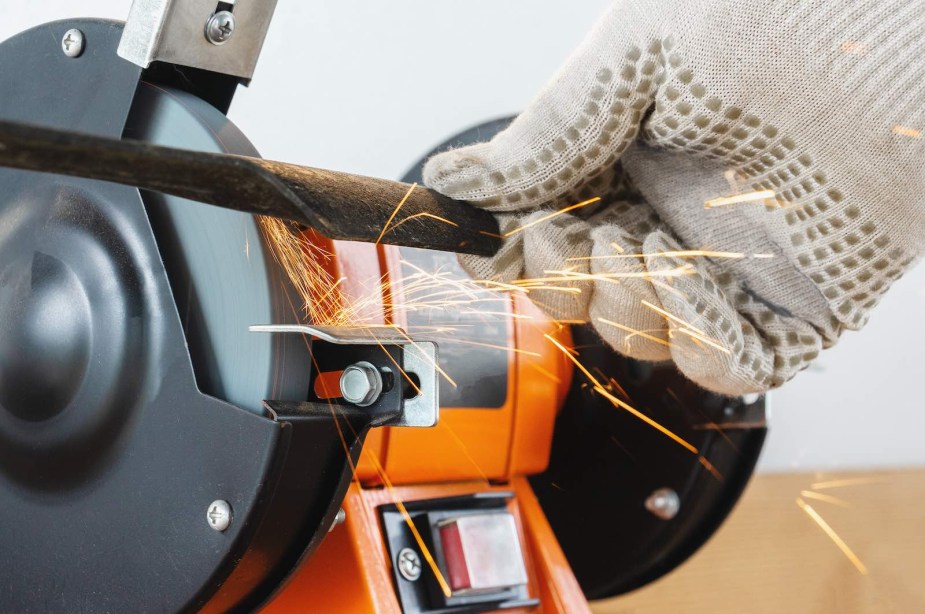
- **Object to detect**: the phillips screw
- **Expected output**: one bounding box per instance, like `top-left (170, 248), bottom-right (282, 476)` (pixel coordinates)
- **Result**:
top-left (207, 500), bottom-right (233, 532)
top-left (61, 29), bottom-right (85, 58)
top-left (645, 488), bottom-right (681, 520)
top-left (397, 548), bottom-right (422, 582)
top-left (205, 11), bottom-right (236, 46)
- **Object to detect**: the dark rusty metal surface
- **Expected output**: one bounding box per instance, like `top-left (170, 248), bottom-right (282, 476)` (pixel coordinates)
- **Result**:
top-left (0, 118), bottom-right (501, 256)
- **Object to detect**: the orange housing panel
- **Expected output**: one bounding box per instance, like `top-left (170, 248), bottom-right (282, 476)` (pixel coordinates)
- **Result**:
top-left (264, 479), bottom-right (590, 614)
top-left (262, 232), bottom-right (582, 612)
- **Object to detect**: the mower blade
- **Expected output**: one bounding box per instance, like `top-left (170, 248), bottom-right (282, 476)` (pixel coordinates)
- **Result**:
top-left (0, 119), bottom-right (501, 256)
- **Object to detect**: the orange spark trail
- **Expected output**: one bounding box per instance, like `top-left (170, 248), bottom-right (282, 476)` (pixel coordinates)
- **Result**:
top-left (503, 197), bottom-right (601, 237)
top-left (524, 265), bottom-right (694, 285)
top-left (423, 337), bottom-right (541, 357)
top-left (641, 300), bottom-right (706, 335)
top-left (810, 477), bottom-right (890, 490)
top-left (597, 317), bottom-right (671, 348)
top-left (441, 422), bottom-right (490, 482)
top-left (695, 420), bottom-right (767, 430)
top-left (800, 490), bottom-right (851, 508)
top-left (259, 217), bottom-right (347, 325)
top-left (567, 250), bottom-right (775, 262)
top-left (362, 448), bottom-right (453, 597)
top-left (527, 361), bottom-right (562, 384)
top-left (892, 125), bottom-right (922, 139)
top-left (676, 327), bottom-right (732, 355)
top-left (390, 327), bottom-right (458, 389)
top-left (373, 338), bottom-right (422, 396)
top-left (840, 40), bottom-right (869, 56)
top-left (300, 331), bottom-right (451, 599)
top-left (796, 498), bottom-right (868, 575)
top-left (705, 189), bottom-right (776, 209)
top-left (388, 211), bottom-right (459, 233)
top-left (543, 333), bottom-right (698, 456)
top-left (376, 182), bottom-right (417, 244)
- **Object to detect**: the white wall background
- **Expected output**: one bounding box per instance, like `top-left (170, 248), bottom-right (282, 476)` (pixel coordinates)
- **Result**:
top-left (3, 1), bottom-right (923, 473)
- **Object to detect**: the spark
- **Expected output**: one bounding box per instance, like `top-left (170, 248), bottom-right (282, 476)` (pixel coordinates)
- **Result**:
top-left (705, 189), bottom-right (776, 209)
top-left (315, 277), bottom-right (347, 309)
top-left (512, 283), bottom-right (583, 295)
top-left (641, 300), bottom-right (705, 335)
top-left (675, 327), bottom-right (732, 355)
top-left (646, 278), bottom-right (688, 301)
top-left (694, 420), bottom-right (768, 430)
top-left (810, 476), bottom-right (890, 490)
top-left (258, 217), bottom-right (347, 325)
top-left (375, 338), bottom-right (422, 396)
top-left (424, 336), bottom-right (541, 357)
top-left (892, 125), bottom-right (922, 139)
top-left (469, 278), bottom-right (525, 293)
top-left (361, 446), bottom-right (453, 596)
top-left (597, 317), bottom-right (671, 348)
top-left (544, 333), bottom-right (701, 458)
top-left (387, 212), bottom-right (459, 233)
top-left (604, 375), bottom-right (632, 404)
top-left (391, 324), bottom-right (458, 388)
top-left (327, 396), bottom-right (453, 596)
top-left (567, 250), bottom-right (775, 262)
top-left (503, 197), bottom-right (601, 237)
top-left (610, 435), bottom-right (637, 461)
top-left (723, 169), bottom-right (742, 192)
top-left (519, 265), bottom-right (695, 286)
top-left (840, 40), bottom-right (869, 56)
top-left (441, 422), bottom-right (490, 482)
top-left (376, 182), bottom-right (417, 244)
top-left (527, 362), bottom-right (562, 383)
top-left (302, 337), bottom-right (451, 599)
top-left (297, 315), bottom-right (452, 597)
top-left (800, 490), bottom-right (851, 508)
top-left (796, 498), bottom-right (868, 575)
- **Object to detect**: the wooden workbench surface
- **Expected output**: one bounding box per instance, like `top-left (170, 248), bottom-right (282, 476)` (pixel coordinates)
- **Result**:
top-left (593, 469), bottom-right (925, 613)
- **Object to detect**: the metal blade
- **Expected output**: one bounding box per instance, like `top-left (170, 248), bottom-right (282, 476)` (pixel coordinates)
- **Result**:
top-left (0, 119), bottom-right (501, 256)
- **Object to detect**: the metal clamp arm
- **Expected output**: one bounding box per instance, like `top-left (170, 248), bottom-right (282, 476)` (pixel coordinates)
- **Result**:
top-left (119, 0), bottom-right (279, 80)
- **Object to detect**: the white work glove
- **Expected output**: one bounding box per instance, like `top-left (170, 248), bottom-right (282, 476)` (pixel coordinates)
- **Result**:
top-left (423, 0), bottom-right (925, 396)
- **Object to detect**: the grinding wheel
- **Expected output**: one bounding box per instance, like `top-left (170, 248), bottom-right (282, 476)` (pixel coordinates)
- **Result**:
top-left (124, 81), bottom-right (311, 413)
top-left (0, 20), bottom-right (368, 613)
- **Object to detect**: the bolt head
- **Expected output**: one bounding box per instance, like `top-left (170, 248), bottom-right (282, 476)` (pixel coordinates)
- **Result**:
top-left (61, 29), bottom-right (85, 58)
top-left (205, 11), bottom-right (236, 46)
top-left (339, 362), bottom-right (383, 407)
top-left (328, 508), bottom-right (346, 533)
top-left (397, 548), bottom-right (422, 582)
top-left (207, 500), bottom-right (233, 532)
top-left (645, 487), bottom-right (680, 520)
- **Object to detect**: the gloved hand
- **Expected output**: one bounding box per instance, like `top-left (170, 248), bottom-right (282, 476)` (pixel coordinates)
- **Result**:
top-left (423, 0), bottom-right (925, 396)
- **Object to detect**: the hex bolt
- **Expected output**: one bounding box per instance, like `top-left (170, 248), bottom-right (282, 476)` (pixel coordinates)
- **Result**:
top-left (328, 508), bottom-right (346, 533)
top-left (397, 548), bottom-right (422, 582)
top-left (339, 361), bottom-right (383, 407)
top-left (207, 500), bottom-right (233, 532)
top-left (645, 487), bottom-right (680, 520)
top-left (61, 29), bottom-right (85, 58)
top-left (205, 11), bottom-right (236, 46)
